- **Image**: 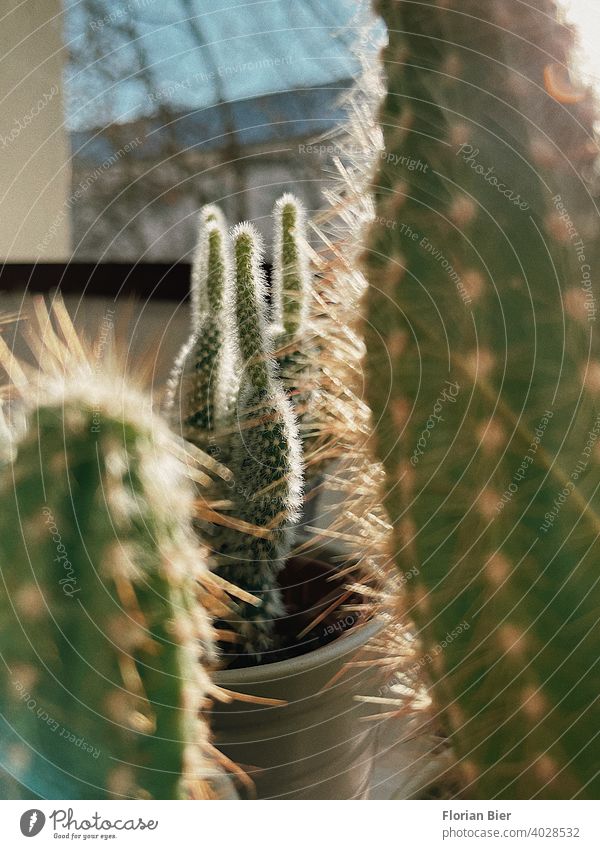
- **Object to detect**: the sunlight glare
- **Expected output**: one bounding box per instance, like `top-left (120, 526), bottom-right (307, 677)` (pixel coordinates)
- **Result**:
top-left (562, 0), bottom-right (600, 87)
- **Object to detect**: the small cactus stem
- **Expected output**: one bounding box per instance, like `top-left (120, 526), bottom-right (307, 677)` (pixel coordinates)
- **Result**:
top-left (212, 222), bottom-right (304, 659)
top-left (166, 206), bottom-right (236, 448)
top-left (231, 223), bottom-right (273, 393)
top-left (271, 195), bottom-right (313, 441)
top-left (190, 204), bottom-right (228, 326)
top-left (272, 194), bottom-right (310, 341)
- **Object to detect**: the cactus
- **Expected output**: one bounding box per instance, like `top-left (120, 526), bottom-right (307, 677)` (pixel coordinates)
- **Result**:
top-left (364, 0), bottom-right (600, 797)
top-left (222, 225), bottom-right (303, 657)
top-left (168, 212), bottom-right (304, 661)
top-left (167, 205), bottom-right (237, 454)
top-left (166, 206), bottom-right (242, 593)
top-left (272, 193), bottom-right (311, 391)
top-left (0, 400), bottom-right (15, 465)
top-left (0, 312), bottom-right (221, 799)
top-left (168, 183), bottom-right (397, 665)
top-left (272, 194), bottom-right (310, 341)
top-left (271, 195), bottom-right (324, 486)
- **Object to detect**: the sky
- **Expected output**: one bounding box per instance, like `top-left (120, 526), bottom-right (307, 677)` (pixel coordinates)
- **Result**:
top-left (63, 1), bottom-right (599, 132)
top-left (64, 0), bottom-right (376, 130)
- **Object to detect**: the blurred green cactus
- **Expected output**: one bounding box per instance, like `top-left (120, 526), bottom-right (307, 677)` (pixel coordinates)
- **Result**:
top-left (365, 0), bottom-right (600, 797)
top-left (0, 375), bottom-right (217, 799)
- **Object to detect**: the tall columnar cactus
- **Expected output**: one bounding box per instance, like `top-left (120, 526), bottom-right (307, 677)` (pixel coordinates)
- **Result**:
top-left (167, 205), bottom-right (237, 452)
top-left (365, 0), bottom-right (600, 797)
top-left (224, 225), bottom-right (304, 656)
top-left (270, 195), bottom-right (319, 464)
top-left (0, 375), bottom-right (217, 799)
top-left (272, 194), bottom-right (310, 345)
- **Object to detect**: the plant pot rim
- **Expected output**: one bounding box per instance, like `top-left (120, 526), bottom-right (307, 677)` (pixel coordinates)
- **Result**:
top-left (214, 616), bottom-right (385, 685)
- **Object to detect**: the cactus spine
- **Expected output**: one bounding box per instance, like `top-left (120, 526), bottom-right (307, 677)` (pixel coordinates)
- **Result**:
top-left (0, 347), bottom-right (217, 798)
top-left (365, 0), bottom-right (600, 797)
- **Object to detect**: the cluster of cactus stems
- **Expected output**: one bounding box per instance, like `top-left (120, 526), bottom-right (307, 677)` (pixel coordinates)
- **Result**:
top-left (365, 0), bottom-right (600, 797)
top-left (0, 306), bottom-right (228, 799)
top-left (168, 199), bottom-right (307, 660)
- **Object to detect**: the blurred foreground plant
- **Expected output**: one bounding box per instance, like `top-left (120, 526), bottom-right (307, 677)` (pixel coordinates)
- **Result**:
top-left (0, 302), bottom-right (231, 799)
top-left (365, 0), bottom-right (600, 798)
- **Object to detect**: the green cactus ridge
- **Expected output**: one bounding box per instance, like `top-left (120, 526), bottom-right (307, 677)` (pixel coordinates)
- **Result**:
top-left (365, 0), bottom-right (600, 798)
top-left (0, 383), bottom-right (216, 799)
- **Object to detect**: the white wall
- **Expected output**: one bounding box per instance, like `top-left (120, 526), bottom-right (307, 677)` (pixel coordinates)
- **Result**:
top-left (0, 1), bottom-right (71, 261)
top-left (2, 294), bottom-right (190, 389)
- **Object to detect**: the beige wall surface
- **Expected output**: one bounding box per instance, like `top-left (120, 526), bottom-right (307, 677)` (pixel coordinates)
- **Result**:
top-left (0, 1), bottom-right (71, 261)
top-left (1, 293), bottom-right (190, 392)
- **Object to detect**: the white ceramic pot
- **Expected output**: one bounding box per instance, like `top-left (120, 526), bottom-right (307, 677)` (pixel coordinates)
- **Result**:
top-left (212, 617), bottom-right (384, 799)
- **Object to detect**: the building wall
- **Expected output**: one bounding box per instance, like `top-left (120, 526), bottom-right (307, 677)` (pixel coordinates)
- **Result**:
top-left (0, 1), bottom-right (72, 260)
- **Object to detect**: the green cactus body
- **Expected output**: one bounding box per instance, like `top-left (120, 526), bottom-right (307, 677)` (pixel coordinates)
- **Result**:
top-left (365, 0), bottom-right (600, 797)
top-left (0, 385), bottom-right (215, 799)
top-left (272, 194), bottom-right (310, 343)
top-left (165, 206), bottom-right (239, 586)
top-left (232, 226), bottom-right (273, 392)
top-left (167, 205), bottom-right (237, 455)
top-left (217, 224), bottom-right (303, 658)
top-left (271, 195), bottom-right (318, 467)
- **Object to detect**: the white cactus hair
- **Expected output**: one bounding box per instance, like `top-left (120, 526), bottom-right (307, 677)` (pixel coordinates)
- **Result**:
top-left (164, 329), bottom-right (196, 416)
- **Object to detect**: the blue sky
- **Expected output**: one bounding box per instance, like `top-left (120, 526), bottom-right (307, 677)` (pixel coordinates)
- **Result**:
top-left (64, 0), bottom-right (376, 130)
